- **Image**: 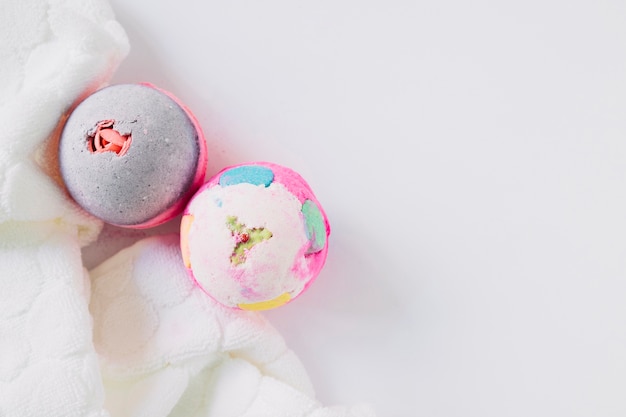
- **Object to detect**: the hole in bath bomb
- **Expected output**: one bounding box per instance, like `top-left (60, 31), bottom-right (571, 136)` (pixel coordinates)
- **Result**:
top-left (87, 119), bottom-right (132, 156)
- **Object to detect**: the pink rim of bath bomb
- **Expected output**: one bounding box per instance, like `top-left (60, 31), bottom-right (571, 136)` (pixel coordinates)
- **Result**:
top-left (136, 83), bottom-right (208, 228)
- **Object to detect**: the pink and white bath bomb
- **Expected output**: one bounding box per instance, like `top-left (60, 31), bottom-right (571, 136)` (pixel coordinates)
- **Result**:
top-left (180, 162), bottom-right (330, 310)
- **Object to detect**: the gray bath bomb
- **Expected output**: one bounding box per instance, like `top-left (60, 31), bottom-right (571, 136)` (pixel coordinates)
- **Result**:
top-left (58, 83), bottom-right (206, 228)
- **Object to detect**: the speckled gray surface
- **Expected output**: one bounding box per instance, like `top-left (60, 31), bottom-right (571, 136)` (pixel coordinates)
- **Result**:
top-left (59, 84), bottom-right (201, 227)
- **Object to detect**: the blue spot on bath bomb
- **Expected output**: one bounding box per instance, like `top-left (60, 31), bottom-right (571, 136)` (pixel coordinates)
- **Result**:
top-left (219, 165), bottom-right (274, 187)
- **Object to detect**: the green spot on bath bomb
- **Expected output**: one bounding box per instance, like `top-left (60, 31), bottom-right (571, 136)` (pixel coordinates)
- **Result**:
top-left (226, 216), bottom-right (273, 265)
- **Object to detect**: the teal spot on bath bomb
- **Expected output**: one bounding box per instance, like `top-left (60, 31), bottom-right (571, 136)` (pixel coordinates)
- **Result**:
top-left (302, 199), bottom-right (326, 254)
top-left (219, 165), bottom-right (274, 187)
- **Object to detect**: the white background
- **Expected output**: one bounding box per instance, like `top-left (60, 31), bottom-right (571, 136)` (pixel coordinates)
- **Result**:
top-left (99, 1), bottom-right (626, 416)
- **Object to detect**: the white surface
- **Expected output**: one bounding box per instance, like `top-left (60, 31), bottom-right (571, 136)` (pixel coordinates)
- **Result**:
top-left (105, 1), bottom-right (626, 416)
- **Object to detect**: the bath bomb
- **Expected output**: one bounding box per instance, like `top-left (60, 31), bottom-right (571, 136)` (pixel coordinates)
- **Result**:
top-left (181, 162), bottom-right (330, 310)
top-left (58, 83), bottom-right (207, 228)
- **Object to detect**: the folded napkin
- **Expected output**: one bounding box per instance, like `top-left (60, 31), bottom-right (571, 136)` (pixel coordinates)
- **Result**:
top-left (0, 0), bottom-right (375, 416)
